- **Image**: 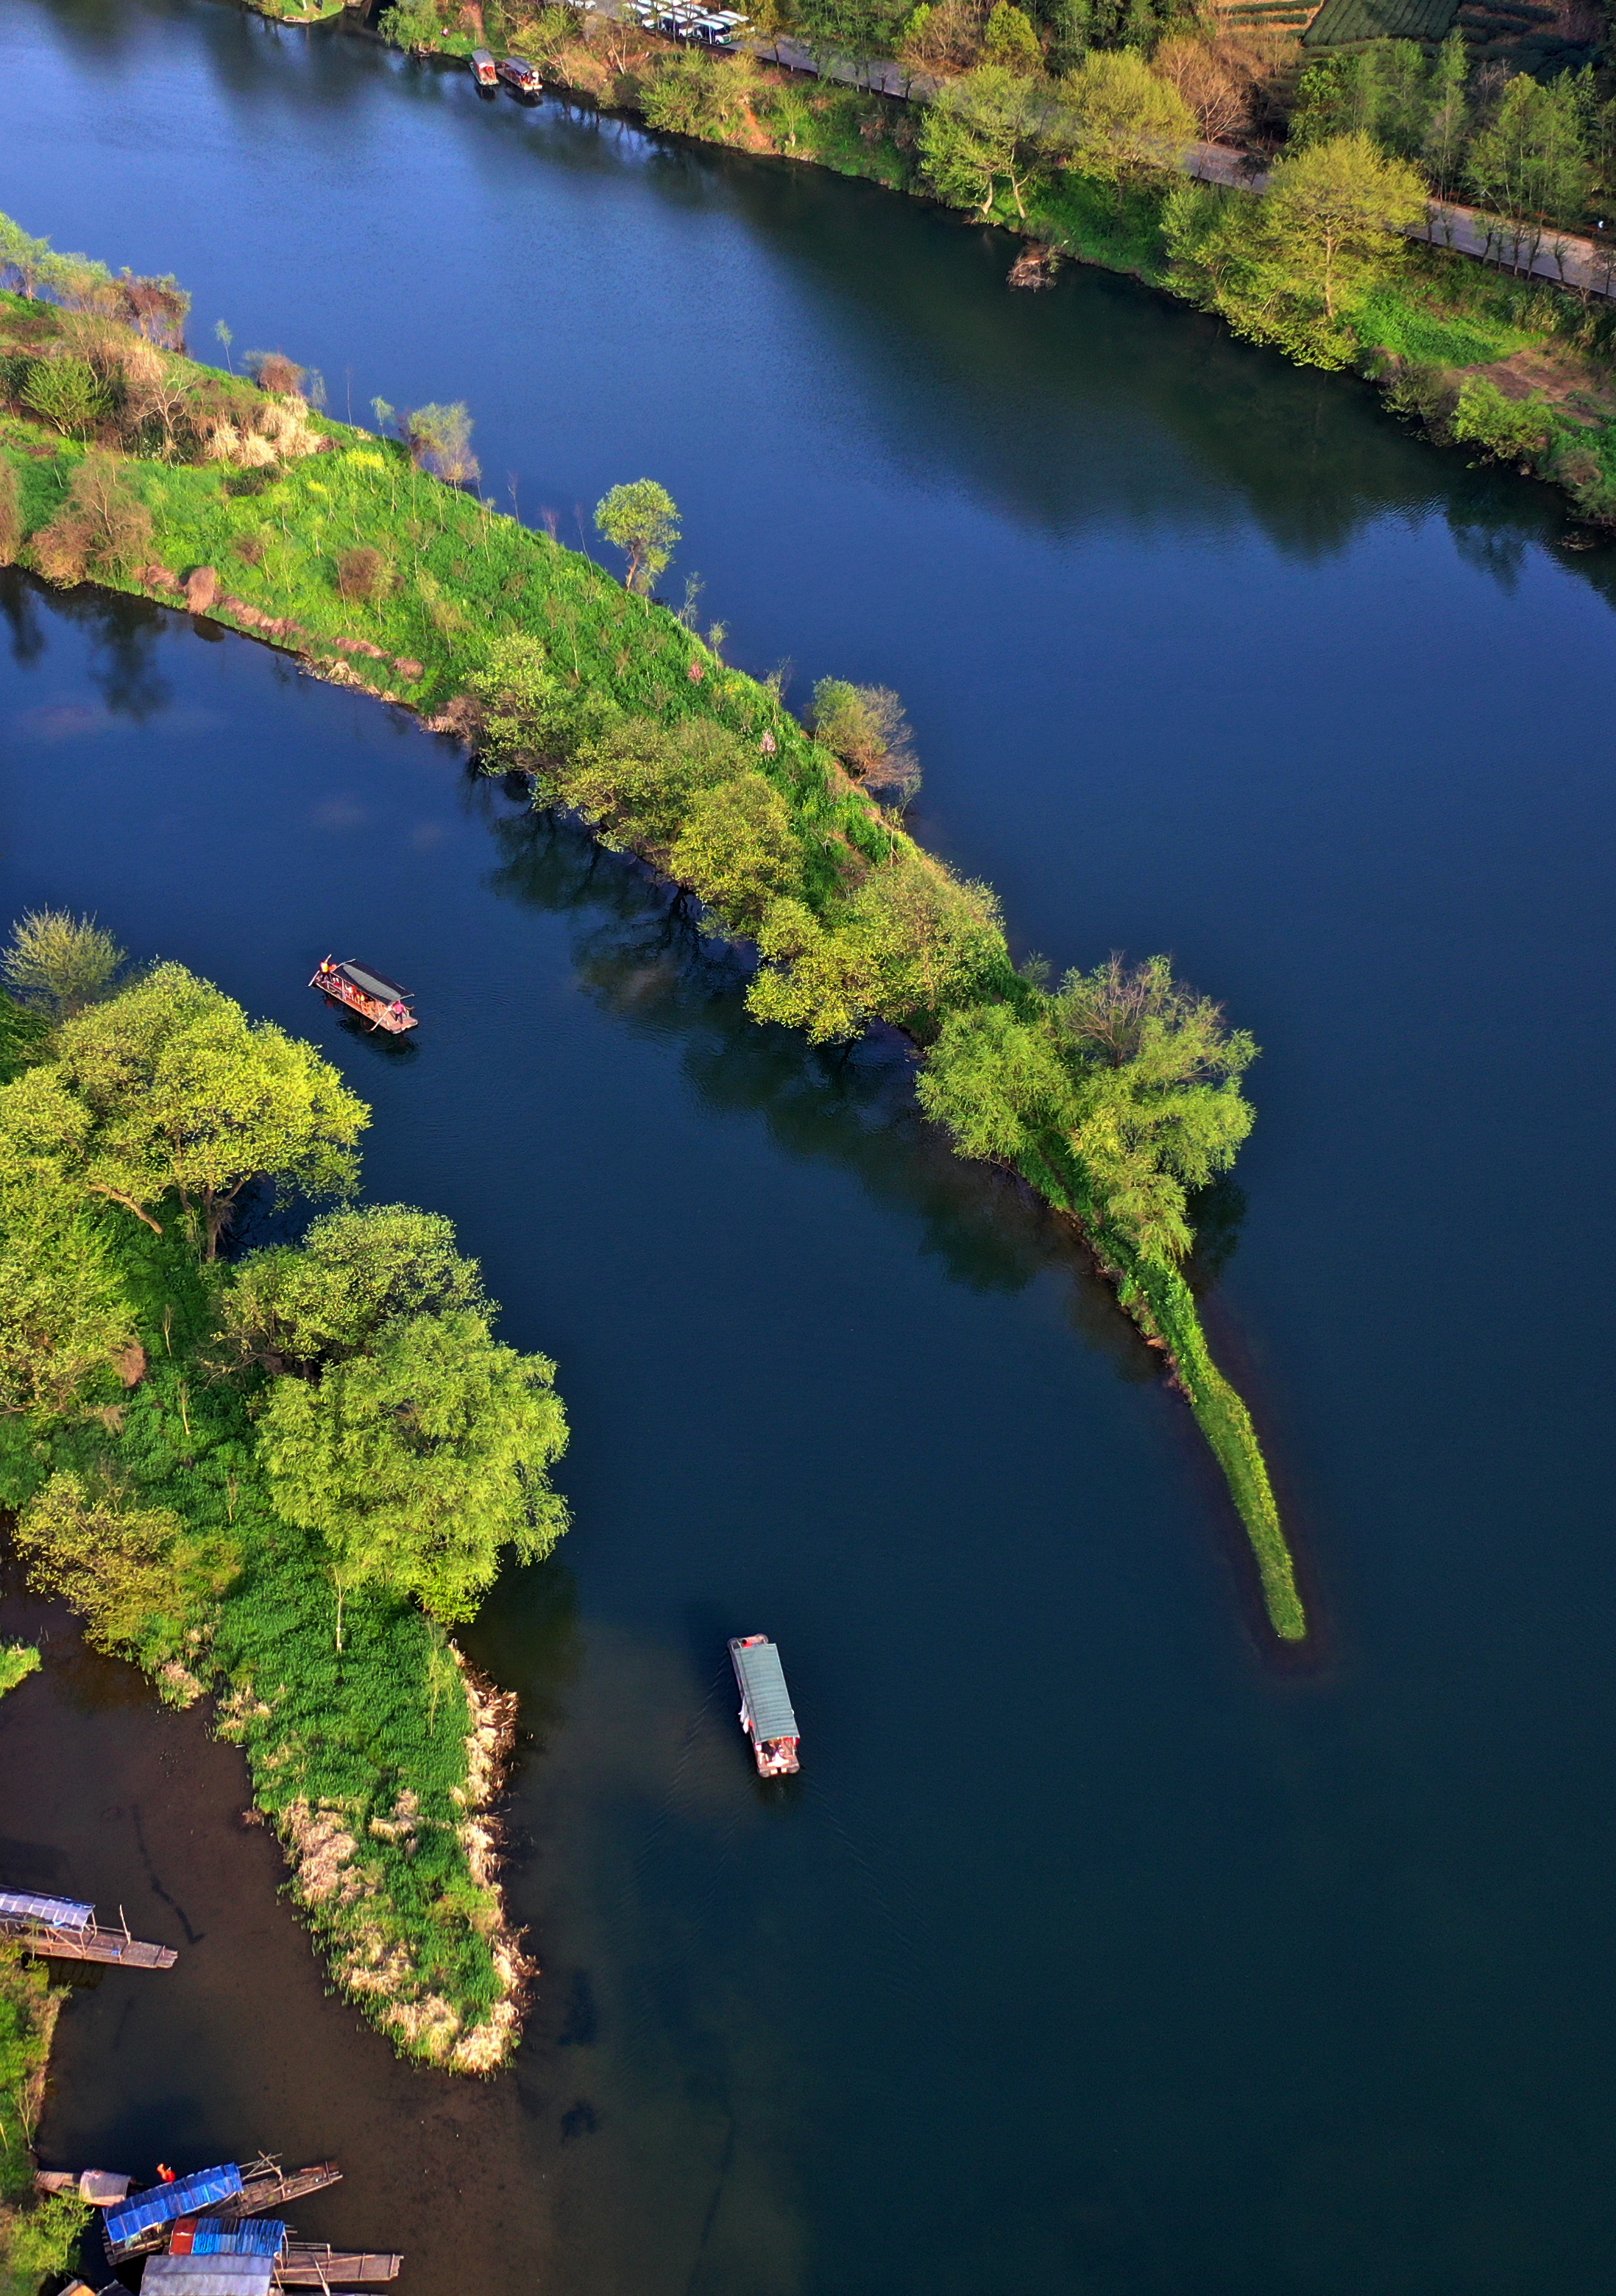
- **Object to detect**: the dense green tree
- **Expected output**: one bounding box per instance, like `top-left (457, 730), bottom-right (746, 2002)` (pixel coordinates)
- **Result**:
top-left (563, 715), bottom-right (751, 851)
top-left (810, 679), bottom-right (920, 808)
top-left (594, 479), bottom-right (681, 595)
top-left (258, 1309), bottom-right (569, 1632)
top-left (795, 0), bottom-right (900, 72)
top-left (1265, 131), bottom-right (1427, 319)
top-left (0, 909), bottom-right (124, 1020)
top-left (1468, 72), bottom-right (1592, 267)
top-left (919, 953), bottom-right (1257, 1265)
top-left (748, 858), bottom-right (1007, 1041)
top-left (0, 1191), bottom-right (132, 1418)
top-left (669, 771), bottom-right (802, 931)
top-left (222, 1205), bottom-right (486, 1374)
top-left (0, 1645), bottom-right (39, 1700)
top-left (404, 402), bottom-right (479, 487)
top-left (1291, 42), bottom-right (1433, 160)
top-left (467, 632), bottom-right (576, 776)
top-left (920, 66), bottom-right (1055, 221)
top-left (1060, 49), bottom-right (1196, 205)
top-left (13, 1472), bottom-right (187, 1656)
top-left (1422, 32), bottom-right (1470, 203)
top-left (984, 1), bottom-right (1046, 70)
top-left (0, 965), bottom-right (368, 1252)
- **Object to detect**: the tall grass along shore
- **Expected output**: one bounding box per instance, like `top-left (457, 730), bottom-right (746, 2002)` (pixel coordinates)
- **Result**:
top-left (0, 236), bottom-right (1304, 1665)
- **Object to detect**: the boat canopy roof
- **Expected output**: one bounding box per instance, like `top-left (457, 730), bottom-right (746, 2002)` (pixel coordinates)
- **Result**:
top-left (335, 961), bottom-right (411, 1003)
top-left (143, 2259), bottom-right (275, 2296)
top-left (732, 1639), bottom-right (798, 1742)
top-left (0, 1889), bottom-right (93, 1930)
top-left (107, 2165), bottom-right (242, 2246)
top-left (191, 2221), bottom-right (288, 2257)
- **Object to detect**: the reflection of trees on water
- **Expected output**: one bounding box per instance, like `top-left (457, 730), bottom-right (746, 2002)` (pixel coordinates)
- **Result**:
top-left (0, 568), bottom-right (171, 719)
top-left (484, 799), bottom-right (1179, 1383)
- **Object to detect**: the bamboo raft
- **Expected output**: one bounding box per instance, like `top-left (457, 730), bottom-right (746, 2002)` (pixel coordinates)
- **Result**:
top-left (277, 2248), bottom-right (402, 2285)
top-left (0, 1891), bottom-right (176, 1968)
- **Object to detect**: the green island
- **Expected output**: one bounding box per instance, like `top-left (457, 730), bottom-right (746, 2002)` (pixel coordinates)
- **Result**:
top-left (0, 229), bottom-right (1303, 1637)
top-left (0, 910), bottom-right (570, 2074)
top-left (370, 0), bottom-right (1616, 523)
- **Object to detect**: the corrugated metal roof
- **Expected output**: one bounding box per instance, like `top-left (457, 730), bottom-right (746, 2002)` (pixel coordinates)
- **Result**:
top-left (336, 961), bottom-right (409, 1003)
top-left (107, 2166), bottom-right (242, 2246)
top-left (0, 1889), bottom-right (93, 1929)
top-left (191, 2222), bottom-right (286, 2257)
top-left (142, 2258), bottom-right (274, 2296)
top-left (731, 1640), bottom-right (798, 1742)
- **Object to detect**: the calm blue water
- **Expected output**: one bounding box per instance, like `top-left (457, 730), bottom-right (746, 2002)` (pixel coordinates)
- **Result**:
top-left (2, 4), bottom-right (1615, 2291)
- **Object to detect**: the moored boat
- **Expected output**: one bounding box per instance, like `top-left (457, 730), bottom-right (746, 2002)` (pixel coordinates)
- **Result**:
top-left (309, 957), bottom-right (417, 1034)
top-left (469, 46), bottom-right (498, 85)
top-left (497, 54), bottom-right (542, 92)
top-left (729, 1635), bottom-right (800, 1776)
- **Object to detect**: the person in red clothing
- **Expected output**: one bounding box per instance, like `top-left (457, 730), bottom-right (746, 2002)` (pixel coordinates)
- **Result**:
top-left (156, 2164), bottom-right (177, 2183)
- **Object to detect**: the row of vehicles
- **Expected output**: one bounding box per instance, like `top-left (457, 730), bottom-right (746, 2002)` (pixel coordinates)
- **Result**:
top-left (469, 0), bottom-right (752, 90)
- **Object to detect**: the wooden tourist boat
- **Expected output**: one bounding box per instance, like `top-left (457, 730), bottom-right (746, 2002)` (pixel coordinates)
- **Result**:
top-left (469, 46), bottom-right (498, 84)
top-left (497, 53), bottom-right (542, 91)
top-left (0, 1888), bottom-right (176, 1969)
top-left (729, 1635), bottom-right (800, 1776)
top-left (309, 957), bottom-right (417, 1034)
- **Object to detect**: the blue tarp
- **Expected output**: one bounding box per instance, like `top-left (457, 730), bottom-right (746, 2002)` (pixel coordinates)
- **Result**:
top-left (191, 2222), bottom-right (286, 2257)
top-left (0, 1889), bottom-right (93, 1930)
top-left (107, 2166), bottom-right (242, 2247)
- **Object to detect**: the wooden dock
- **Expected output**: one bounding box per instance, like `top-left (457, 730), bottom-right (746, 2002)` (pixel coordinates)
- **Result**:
top-left (0, 1912), bottom-right (176, 1968)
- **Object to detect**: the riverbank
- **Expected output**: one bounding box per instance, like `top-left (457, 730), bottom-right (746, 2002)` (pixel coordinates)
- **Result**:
top-left (0, 960), bottom-right (570, 2069)
top-left (368, 13), bottom-right (1616, 526)
top-left (0, 256), bottom-right (1303, 1638)
top-left (0, 1946), bottom-right (82, 2296)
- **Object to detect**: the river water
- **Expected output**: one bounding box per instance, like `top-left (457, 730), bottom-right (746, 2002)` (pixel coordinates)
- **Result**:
top-left (2, 3), bottom-right (1616, 2290)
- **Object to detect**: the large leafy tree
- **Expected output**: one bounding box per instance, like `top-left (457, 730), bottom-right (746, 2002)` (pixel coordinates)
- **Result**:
top-left (1060, 49), bottom-right (1196, 208)
top-left (258, 1308), bottom-right (570, 1632)
top-left (748, 858), bottom-right (1009, 1042)
top-left (918, 954), bottom-right (1257, 1266)
top-left (0, 963), bottom-right (369, 1252)
top-left (920, 67), bottom-right (1055, 222)
top-left (1262, 131), bottom-right (1427, 321)
top-left (669, 771), bottom-right (802, 932)
top-left (1467, 72), bottom-right (1592, 268)
top-left (0, 909), bottom-right (124, 1020)
top-left (222, 1204), bottom-right (486, 1373)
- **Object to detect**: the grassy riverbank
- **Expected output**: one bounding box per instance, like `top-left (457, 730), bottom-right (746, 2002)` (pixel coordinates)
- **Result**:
top-left (0, 1948), bottom-right (82, 2296)
top-left (0, 270), bottom-right (1303, 1638)
top-left (0, 966), bottom-right (568, 2069)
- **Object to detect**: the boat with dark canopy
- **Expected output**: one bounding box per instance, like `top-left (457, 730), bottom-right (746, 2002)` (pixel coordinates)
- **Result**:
top-left (0, 1888), bottom-right (176, 1969)
top-left (308, 957), bottom-right (417, 1034)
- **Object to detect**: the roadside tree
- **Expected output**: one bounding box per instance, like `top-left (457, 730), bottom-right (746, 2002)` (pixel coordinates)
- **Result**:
top-left (1060, 49), bottom-right (1196, 207)
top-left (920, 66), bottom-right (1055, 222)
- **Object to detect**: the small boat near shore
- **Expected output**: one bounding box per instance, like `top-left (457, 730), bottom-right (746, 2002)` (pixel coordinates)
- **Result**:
top-left (497, 54), bottom-right (542, 92)
top-left (469, 46), bottom-right (498, 85)
top-left (309, 957), bottom-right (417, 1034)
top-left (0, 1889), bottom-right (177, 1969)
top-left (729, 1635), bottom-right (800, 1776)
top-left (103, 2159), bottom-right (342, 2262)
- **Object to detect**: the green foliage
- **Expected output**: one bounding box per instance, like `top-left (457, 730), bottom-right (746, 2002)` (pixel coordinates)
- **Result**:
top-left (1451, 374), bottom-right (1556, 459)
top-left (920, 65), bottom-right (1056, 220)
top-left (0, 1952), bottom-right (87, 2295)
top-left (405, 400), bottom-right (478, 487)
top-left (984, 1), bottom-right (1046, 68)
top-left (0, 1646), bottom-right (38, 1700)
top-left (258, 1308), bottom-right (569, 1628)
top-left (641, 49), bottom-right (763, 138)
top-left (14, 1471), bottom-right (196, 1657)
top-left (670, 770), bottom-right (804, 929)
top-left (1468, 72), bottom-right (1593, 250)
top-left (1290, 41), bottom-right (1435, 161)
top-left (595, 477), bottom-right (681, 593)
top-left (0, 907), bottom-right (124, 1018)
top-left (795, 0), bottom-right (901, 68)
top-left (18, 354), bottom-right (113, 439)
top-left (380, 0), bottom-right (447, 46)
top-left (0, 459), bottom-right (18, 568)
top-left (809, 678), bottom-right (920, 807)
top-left (222, 1204), bottom-right (486, 1372)
top-left (467, 631), bottom-right (578, 776)
top-left (7, 961), bottom-right (369, 1252)
top-left (748, 858), bottom-right (1010, 1040)
top-left (1060, 48), bottom-right (1196, 202)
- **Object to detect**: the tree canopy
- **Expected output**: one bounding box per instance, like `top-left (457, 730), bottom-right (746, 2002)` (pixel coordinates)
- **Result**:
top-left (0, 963), bottom-right (368, 1252)
top-left (920, 67), bottom-right (1055, 222)
top-left (0, 909), bottom-right (124, 1019)
top-left (594, 480), bottom-right (681, 595)
top-left (258, 1308), bottom-right (570, 1628)
top-left (222, 1204), bottom-right (486, 1373)
top-left (1060, 50), bottom-right (1197, 203)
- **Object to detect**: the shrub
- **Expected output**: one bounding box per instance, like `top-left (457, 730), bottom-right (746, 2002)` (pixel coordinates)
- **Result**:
top-left (1451, 376), bottom-right (1556, 463)
top-left (640, 49), bottom-right (762, 140)
top-left (245, 349), bottom-right (306, 397)
top-left (30, 455), bottom-right (154, 585)
top-left (982, 1), bottom-right (1043, 70)
top-left (404, 401), bottom-right (479, 488)
top-left (0, 908), bottom-right (124, 1018)
top-left (18, 353), bottom-right (113, 438)
top-left (336, 544), bottom-right (388, 602)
